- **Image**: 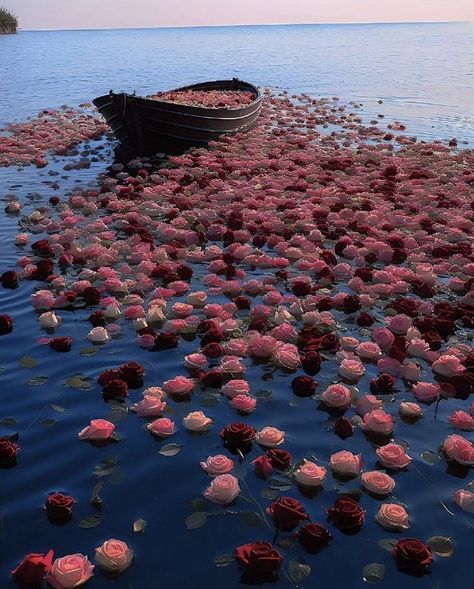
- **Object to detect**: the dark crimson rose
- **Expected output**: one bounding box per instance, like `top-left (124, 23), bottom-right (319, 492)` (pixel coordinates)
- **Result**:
top-left (252, 235), bottom-right (266, 247)
top-left (82, 286), bottom-right (101, 305)
top-left (11, 549), bottom-right (54, 589)
top-left (248, 318), bottom-right (267, 332)
top-left (334, 416), bottom-right (354, 438)
top-left (196, 320), bottom-right (216, 334)
top-left (301, 351), bottom-right (322, 374)
top-left (424, 331), bottom-right (442, 350)
top-left (370, 373), bottom-right (396, 394)
top-left (48, 337), bottom-right (72, 352)
top-left (356, 313), bottom-right (374, 327)
top-left (201, 326), bottom-right (223, 346)
top-left (365, 252), bottom-right (377, 263)
top-left (49, 196), bottom-right (60, 205)
top-left (321, 250), bottom-right (337, 265)
top-left (200, 369), bottom-right (223, 388)
top-left (234, 296), bottom-right (251, 310)
top-left (392, 539), bottom-right (433, 574)
top-left (0, 314), bottom-right (13, 335)
top-left (220, 423), bottom-right (256, 449)
top-left (354, 267), bottom-right (373, 282)
top-left (316, 297), bottom-right (333, 311)
top-left (291, 375), bottom-right (316, 397)
top-left (292, 279), bottom-right (312, 296)
top-left (0, 438), bottom-right (19, 467)
top-left (31, 239), bottom-right (54, 257)
top-left (318, 332), bottom-right (340, 352)
top-left (412, 281), bottom-right (435, 299)
top-left (391, 297), bottom-right (419, 317)
top-left (267, 449), bottom-right (292, 471)
top-left (298, 523), bottom-right (332, 553)
top-left (153, 332), bottom-right (179, 350)
top-left (327, 497), bottom-right (365, 531)
top-left (266, 496), bottom-right (309, 530)
top-left (102, 379), bottom-right (128, 400)
top-left (31, 259), bottom-right (54, 280)
top-left (45, 492), bottom-right (74, 524)
top-left (391, 249), bottom-right (408, 264)
top-left (433, 318), bottom-right (455, 339)
top-left (342, 295), bottom-right (361, 314)
top-left (88, 311), bottom-right (106, 327)
top-left (202, 342), bottom-right (224, 359)
top-left (97, 369), bottom-right (120, 386)
top-left (253, 455), bottom-right (274, 479)
top-left (118, 362), bottom-right (144, 386)
top-left (235, 541), bottom-right (283, 583)
top-left (176, 264), bottom-right (193, 280)
top-left (1, 270), bottom-right (19, 289)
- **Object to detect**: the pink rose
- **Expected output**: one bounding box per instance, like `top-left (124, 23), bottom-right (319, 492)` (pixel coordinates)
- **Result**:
top-left (341, 336), bottom-right (360, 351)
top-left (320, 384), bottom-right (352, 408)
top-left (412, 382), bottom-right (440, 403)
top-left (432, 355), bottom-right (465, 377)
top-left (48, 554), bottom-right (94, 589)
top-left (219, 356), bottom-right (246, 374)
top-left (377, 357), bottom-right (403, 376)
top-left (187, 291), bottom-right (207, 307)
top-left (204, 474), bottom-right (240, 505)
top-left (339, 358), bottom-right (365, 381)
top-left (453, 489), bottom-right (474, 513)
top-left (142, 386), bottom-right (165, 399)
top-left (375, 503), bottom-right (410, 530)
top-left (388, 314), bottom-right (412, 335)
top-left (230, 395), bottom-right (257, 414)
top-left (362, 410), bottom-right (394, 435)
top-left (442, 434), bottom-right (474, 466)
top-left (183, 411), bottom-right (213, 432)
top-left (147, 418), bottom-right (176, 438)
top-left (406, 338), bottom-right (430, 358)
top-left (172, 302), bottom-right (193, 317)
top-left (95, 539), bottom-right (132, 574)
top-left (356, 342), bottom-right (382, 360)
top-left (255, 427), bottom-right (285, 448)
top-left (200, 454), bottom-right (234, 476)
top-left (402, 362), bottom-right (422, 381)
top-left (248, 335), bottom-right (278, 359)
top-left (224, 338), bottom-right (248, 356)
top-left (272, 343), bottom-right (301, 370)
top-left (449, 411), bottom-right (474, 431)
top-left (131, 396), bottom-right (166, 417)
top-left (294, 460), bottom-right (327, 487)
top-left (330, 450), bottom-right (363, 477)
top-left (222, 380), bottom-right (250, 399)
top-left (184, 353), bottom-right (207, 371)
top-left (163, 376), bottom-right (194, 398)
top-left (356, 395), bottom-right (383, 416)
top-left (361, 471), bottom-right (396, 495)
top-left (376, 443), bottom-right (412, 469)
top-left (399, 401), bottom-right (423, 418)
top-left (372, 328), bottom-right (395, 350)
top-left (78, 419), bottom-right (115, 441)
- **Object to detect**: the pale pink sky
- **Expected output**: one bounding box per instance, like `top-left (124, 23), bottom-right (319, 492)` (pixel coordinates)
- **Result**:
top-left (4, 0), bottom-right (474, 30)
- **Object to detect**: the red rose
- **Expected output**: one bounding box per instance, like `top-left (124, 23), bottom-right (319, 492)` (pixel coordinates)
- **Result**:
top-left (118, 361), bottom-right (144, 387)
top-left (200, 326), bottom-right (223, 346)
top-left (200, 369), bottom-right (223, 388)
top-left (153, 332), bottom-right (179, 350)
top-left (424, 331), bottom-right (442, 350)
top-left (291, 376), bottom-right (316, 397)
top-left (342, 295), bottom-right (361, 314)
top-left (0, 438), bottom-right (19, 467)
top-left (253, 455), bottom-right (274, 479)
top-left (1, 270), bottom-right (19, 289)
top-left (318, 333), bottom-right (340, 352)
top-left (301, 351), bottom-right (322, 374)
top-left (267, 449), bottom-right (292, 471)
top-left (292, 279), bottom-right (312, 296)
top-left (354, 267), bottom-right (373, 282)
top-left (235, 541), bottom-right (283, 582)
top-left (11, 549), bottom-right (54, 589)
top-left (102, 379), bottom-right (129, 400)
top-left (392, 538), bottom-right (433, 574)
top-left (266, 496), bottom-right (308, 530)
top-left (334, 416), bottom-right (354, 438)
top-left (45, 492), bottom-right (74, 524)
top-left (220, 422), bottom-right (256, 449)
top-left (97, 369), bottom-right (120, 386)
top-left (370, 373), bottom-right (396, 394)
top-left (48, 337), bottom-right (72, 352)
top-left (356, 313), bottom-right (374, 327)
top-left (88, 311), bottom-right (106, 327)
top-left (327, 497), bottom-right (365, 531)
top-left (234, 296), bottom-right (251, 310)
top-left (202, 343), bottom-right (224, 358)
top-left (82, 286), bottom-right (101, 305)
top-left (31, 259), bottom-right (54, 280)
top-left (0, 314), bottom-right (13, 335)
top-left (391, 298), bottom-right (419, 317)
top-left (298, 523), bottom-right (332, 552)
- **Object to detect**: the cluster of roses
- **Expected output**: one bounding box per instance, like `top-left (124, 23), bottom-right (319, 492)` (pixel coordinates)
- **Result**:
top-left (0, 107), bottom-right (107, 167)
top-left (148, 89), bottom-right (255, 109)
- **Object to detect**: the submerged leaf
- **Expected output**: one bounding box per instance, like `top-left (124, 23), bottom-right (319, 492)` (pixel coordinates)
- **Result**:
top-left (288, 558), bottom-right (311, 583)
top-left (427, 536), bottom-right (454, 557)
top-left (28, 376), bottom-right (48, 386)
top-left (362, 563), bottom-right (386, 583)
top-left (42, 419), bottom-right (57, 427)
top-left (421, 450), bottom-right (441, 465)
top-left (80, 347), bottom-right (98, 356)
top-left (186, 511), bottom-right (207, 530)
top-left (214, 554), bottom-right (235, 567)
top-left (51, 404), bottom-right (66, 413)
top-left (0, 417), bottom-right (17, 426)
top-left (158, 443), bottom-right (183, 457)
top-left (240, 510), bottom-right (265, 527)
top-left (133, 518), bottom-right (147, 533)
top-left (188, 498), bottom-right (208, 512)
top-left (378, 538), bottom-right (397, 552)
top-left (261, 487), bottom-right (279, 501)
top-left (19, 356), bottom-right (36, 369)
top-left (90, 481), bottom-right (103, 509)
top-left (77, 515), bottom-right (103, 528)
top-left (65, 375), bottom-right (93, 390)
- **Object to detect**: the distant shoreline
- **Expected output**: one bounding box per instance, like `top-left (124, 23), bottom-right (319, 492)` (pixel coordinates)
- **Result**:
top-left (18, 19), bottom-right (470, 32)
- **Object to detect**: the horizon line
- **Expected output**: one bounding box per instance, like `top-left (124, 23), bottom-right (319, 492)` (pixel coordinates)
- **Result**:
top-left (18, 19), bottom-right (471, 32)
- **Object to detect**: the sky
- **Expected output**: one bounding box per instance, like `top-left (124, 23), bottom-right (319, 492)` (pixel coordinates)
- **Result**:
top-left (3, 0), bottom-right (474, 30)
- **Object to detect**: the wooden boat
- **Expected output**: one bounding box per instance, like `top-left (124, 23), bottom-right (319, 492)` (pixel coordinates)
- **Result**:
top-left (93, 78), bottom-right (262, 154)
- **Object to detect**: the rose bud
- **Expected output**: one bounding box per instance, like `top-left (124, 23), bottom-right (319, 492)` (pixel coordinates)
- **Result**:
top-left (11, 549), bottom-right (54, 589)
top-left (45, 492), bottom-right (74, 525)
top-left (252, 455), bottom-right (274, 479)
top-left (266, 496), bottom-right (309, 531)
top-left (298, 523), bottom-right (332, 553)
top-left (0, 437), bottom-right (19, 468)
top-left (0, 314), bottom-right (13, 335)
top-left (235, 542), bottom-right (283, 583)
top-left (327, 496), bottom-right (365, 531)
top-left (95, 539), bottom-right (133, 575)
top-left (48, 554), bottom-right (94, 588)
top-left (334, 417), bottom-right (354, 438)
top-left (392, 538), bottom-right (433, 574)
top-left (267, 449), bottom-right (292, 471)
top-left (1, 270), bottom-right (19, 289)
top-left (78, 419), bottom-right (115, 441)
top-left (48, 337), bottom-right (72, 352)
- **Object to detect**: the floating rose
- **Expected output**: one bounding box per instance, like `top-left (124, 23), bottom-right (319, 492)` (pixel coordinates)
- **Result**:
top-left (266, 496), bottom-right (308, 530)
top-left (95, 539), bottom-right (133, 575)
top-left (204, 474), bottom-right (240, 505)
top-left (0, 314), bottom-right (13, 335)
top-left (255, 426), bottom-right (285, 448)
top-left (235, 541), bottom-right (283, 583)
top-left (183, 411), bottom-right (213, 432)
top-left (328, 496), bottom-right (365, 531)
top-left (375, 503), bottom-right (410, 531)
top-left (392, 539), bottom-right (433, 574)
top-left (453, 489), bottom-right (474, 513)
top-left (131, 396), bottom-right (166, 417)
top-left (48, 554), bottom-right (94, 589)
top-left (0, 438), bottom-right (19, 467)
top-left (200, 454), bottom-right (234, 476)
top-left (399, 402), bottom-right (423, 419)
top-left (45, 492), bottom-right (74, 524)
top-left (220, 422), bottom-right (256, 450)
top-left (361, 471), bottom-right (396, 495)
top-left (320, 384), bottom-right (352, 409)
top-left (442, 434), bottom-right (474, 466)
top-left (330, 450), bottom-right (363, 477)
top-left (11, 549), bottom-right (54, 589)
top-left (163, 376), bottom-right (194, 399)
top-left (147, 418), bottom-right (176, 438)
top-left (362, 409), bottom-right (394, 435)
top-left (78, 419), bottom-right (115, 441)
top-left (294, 460), bottom-right (327, 487)
top-left (230, 395), bottom-right (257, 413)
top-left (376, 444), bottom-right (412, 469)
top-left (298, 523), bottom-right (332, 552)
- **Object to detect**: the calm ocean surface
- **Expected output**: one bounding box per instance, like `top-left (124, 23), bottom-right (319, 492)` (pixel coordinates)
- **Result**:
top-left (0, 22), bottom-right (473, 589)
top-left (0, 22), bottom-right (474, 143)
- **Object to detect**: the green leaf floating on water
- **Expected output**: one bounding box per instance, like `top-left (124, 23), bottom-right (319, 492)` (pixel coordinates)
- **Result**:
top-left (378, 538), bottom-right (397, 552)
top-left (65, 375), bottom-right (93, 390)
top-left (0, 417), bottom-right (17, 426)
top-left (186, 511), bottom-right (208, 530)
top-left (288, 558), bottom-right (311, 583)
top-left (77, 515), bottom-right (103, 528)
top-left (80, 347), bottom-right (98, 356)
top-left (42, 419), bottom-right (57, 427)
top-left (362, 563), bottom-right (386, 584)
top-left (28, 376), bottom-right (48, 386)
top-left (51, 404), bottom-right (66, 413)
top-left (427, 536), bottom-right (454, 557)
top-left (240, 510), bottom-right (265, 527)
top-left (214, 554), bottom-right (235, 567)
top-left (158, 443), bottom-right (183, 456)
top-left (133, 518), bottom-right (147, 533)
top-left (19, 356), bottom-right (36, 369)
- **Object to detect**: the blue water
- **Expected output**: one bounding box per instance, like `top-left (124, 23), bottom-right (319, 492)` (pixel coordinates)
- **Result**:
top-left (1, 21), bottom-right (474, 589)
top-left (0, 22), bottom-right (474, 143)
